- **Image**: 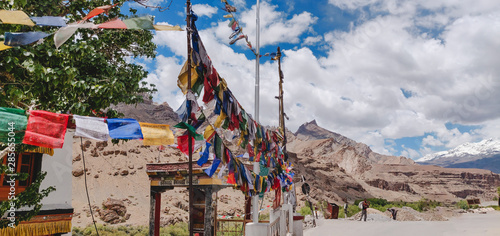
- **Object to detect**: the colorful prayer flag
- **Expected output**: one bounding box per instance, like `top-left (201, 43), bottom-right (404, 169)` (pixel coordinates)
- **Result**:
top-left (107, 118), bottom-right (143, 139)
top-left (123, 16), bottom-right (154, 30)
top-left (97, 18), bottom-right (127, 29)
top-left (31, 16), bottom-right (66, 27)
top-left (4, 32), bottom-right (51, 46)
top-left (0, 107), bottom-right (27, 144)
top-left (22, 110), bottom-right (69, 149)
top-left (174, 122), bottom-right (203, 141)
top-left (54, 23), bottom-right (96, 49)
top-left (197, 142), bottom-right (211, 166)
top-left (177, 60), bottom-right (199, 94)
top-left (205, 158), bottom-right (221, 177)
top-left (81, 4), bottom-right (118, 21)
top-left (177, 134), bottom-right (194, 156)
top-left (139, 122), bottom-right (174, 145)
top-left (0, 10), bottom-right (35, 26)
top-left (74, 115), bottom-right (110, 141)
top-left (153, 25), bottom-right (183, 31)
top-left (0, 41), bottom-right (12, 51)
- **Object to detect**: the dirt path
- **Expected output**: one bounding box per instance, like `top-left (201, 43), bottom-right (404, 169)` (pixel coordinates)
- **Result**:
top-left (304, 211), bottom-right (500, 236)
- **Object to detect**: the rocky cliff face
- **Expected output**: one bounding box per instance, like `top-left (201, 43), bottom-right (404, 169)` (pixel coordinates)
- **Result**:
top-left (290, 120), bottom-right (500, 204)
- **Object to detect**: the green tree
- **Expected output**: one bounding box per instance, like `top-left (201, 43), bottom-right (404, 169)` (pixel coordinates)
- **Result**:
top-left (0, 0), bottom-right (158, 227)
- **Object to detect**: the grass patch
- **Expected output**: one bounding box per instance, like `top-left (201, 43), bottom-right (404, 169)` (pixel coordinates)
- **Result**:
top-left (72, 223), bottom-right (188, 236)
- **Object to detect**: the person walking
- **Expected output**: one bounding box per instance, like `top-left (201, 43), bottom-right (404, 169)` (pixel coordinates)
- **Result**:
top-left (359, 199), bottom-right (370, 221)
top-left (343, 202), bottom-right (348, 218)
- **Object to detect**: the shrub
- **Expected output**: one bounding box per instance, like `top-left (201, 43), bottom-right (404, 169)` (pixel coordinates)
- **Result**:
top-left (456, 200), bottom-right (469, 210)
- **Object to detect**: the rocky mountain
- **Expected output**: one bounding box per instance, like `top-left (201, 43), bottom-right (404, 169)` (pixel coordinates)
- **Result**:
top-left (289, 121), bottom-right (500, 203)
top-left (110, 94), bottom-right (179, 125)
top-left (416, 139), bottom-right (500, 173)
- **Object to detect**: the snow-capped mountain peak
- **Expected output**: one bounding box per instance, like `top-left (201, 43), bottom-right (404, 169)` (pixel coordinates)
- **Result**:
top-left (416, 138), bottom-right (500, 162)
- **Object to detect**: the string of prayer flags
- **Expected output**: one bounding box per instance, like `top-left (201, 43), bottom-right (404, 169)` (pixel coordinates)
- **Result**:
top-left (31, 16), bottom-right (67, 27)
top-left (4, 32), bottom-right (51, 46)
top-left (139, 122), bottom-right (175, 145)
top-left (73, 115), bottom-right (110, 141)
top-left (229, 34), bottom-right (246, 45)
top-left (0, 10), bottom-right (35, 26)
top-left (22, 110), bottom-right (69, 149)
top-left (107, 118), bottom-right (143, 140)
top-left (0, 107), bottom-right (28, 144)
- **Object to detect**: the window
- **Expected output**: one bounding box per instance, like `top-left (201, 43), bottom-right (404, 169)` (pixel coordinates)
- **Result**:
top-left (0, 152), bottom-right (43, 200)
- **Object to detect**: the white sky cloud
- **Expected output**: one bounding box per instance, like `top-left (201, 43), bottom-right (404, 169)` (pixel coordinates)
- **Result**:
top-left (192, 4), bottom-right (218, 18)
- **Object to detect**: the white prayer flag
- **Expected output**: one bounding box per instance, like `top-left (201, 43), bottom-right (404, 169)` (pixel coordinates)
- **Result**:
top-left (74, 115), bottom-right (110, 141)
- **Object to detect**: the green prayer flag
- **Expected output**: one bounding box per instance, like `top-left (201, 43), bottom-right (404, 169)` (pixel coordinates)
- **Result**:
top-left (0, 107), bottom-right (27, 144)
top-left (174, 122), bottom-right (203, 141)
top-left (123, 16), bottom-right (154, 30)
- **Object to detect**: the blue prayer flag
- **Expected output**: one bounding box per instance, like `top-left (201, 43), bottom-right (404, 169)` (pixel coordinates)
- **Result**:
top-left (205, 158), bottom-right (221, 177)
top-left (107, 118), bottom-right (143, 139)
top-left (197, 142), bottom-right (211, 166)
top-left (4, 32), bottom-right (51, 46)
top-left (31, 16), bottom-right (66, 27)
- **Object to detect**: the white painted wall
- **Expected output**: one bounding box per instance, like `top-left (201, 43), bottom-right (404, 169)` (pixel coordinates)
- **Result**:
top-left (39, 130), bottom-right (74, 206)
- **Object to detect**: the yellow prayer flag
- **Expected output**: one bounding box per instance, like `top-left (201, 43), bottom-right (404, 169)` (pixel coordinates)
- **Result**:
top-left (223, 14), bottom-right (233, 18)
top-left (26, 146), bottom-right (54, 156)
top-left (139, 122), bottom-right (175, 145)
top-left (153, 25), bottom-right (183, 31)
top-left (0, 10), bottom-right (35, 26)
top-left (177, 60), bottom-right (199, 94)
top-left (217, 79), bottom-right (228, 100)
top-left (214, 112), bottom-right (227, 128)
top-left (0, 41), bottom-right (12, 51)
top-left (204, 125), bottom-right (215, 140)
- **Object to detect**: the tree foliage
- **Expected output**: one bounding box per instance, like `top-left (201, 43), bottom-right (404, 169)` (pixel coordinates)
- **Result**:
top-left (0, 0), bottom-right (158, 227)
top-left (0, 0), bottom-right (157, 116)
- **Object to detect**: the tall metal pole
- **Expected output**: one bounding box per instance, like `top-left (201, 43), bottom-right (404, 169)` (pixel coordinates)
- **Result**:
top-left (186, 1), bottom-right (194, 235)
top-left (252, 0), bottom-right (261, 224)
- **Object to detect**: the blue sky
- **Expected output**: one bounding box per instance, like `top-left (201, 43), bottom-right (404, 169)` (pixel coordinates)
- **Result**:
top-left (122, 0), bottom-right (500, 160)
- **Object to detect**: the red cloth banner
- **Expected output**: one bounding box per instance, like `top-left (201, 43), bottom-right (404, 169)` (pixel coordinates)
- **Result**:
top-left (22, 110), bottom-right (69, 149)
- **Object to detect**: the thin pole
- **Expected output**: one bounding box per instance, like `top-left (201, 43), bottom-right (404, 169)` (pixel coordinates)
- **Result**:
top-left (252, 0), bottom-right (261, 224)
top-left (277, 47), bottom-right (287, 153)
top-left (186, 1), bottom-right (194, 235)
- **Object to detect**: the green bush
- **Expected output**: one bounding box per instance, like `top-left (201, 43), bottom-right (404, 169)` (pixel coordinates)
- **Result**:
top-left (298, 205), bottom-right (312, 216)
top-left (456, 200), bottom-right (469, 210)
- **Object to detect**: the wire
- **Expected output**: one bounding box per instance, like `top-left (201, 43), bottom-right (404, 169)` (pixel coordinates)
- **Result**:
top-left (80, 137), bottom-right (100, 236)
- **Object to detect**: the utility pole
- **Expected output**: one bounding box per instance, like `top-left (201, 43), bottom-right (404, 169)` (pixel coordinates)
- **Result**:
top-left (186, 1), bottom-right (194, 235)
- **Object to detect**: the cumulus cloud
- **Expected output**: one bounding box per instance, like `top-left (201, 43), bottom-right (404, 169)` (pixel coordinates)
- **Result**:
top-left (192, 4), bottom-right (218, 18)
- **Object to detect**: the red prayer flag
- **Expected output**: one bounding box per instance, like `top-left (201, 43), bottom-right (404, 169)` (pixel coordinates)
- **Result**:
top-left (177, 134), bottom-right (194, 156)
top-left (22, 110), bottom-right (69, 149)
top-left (227, 172), bottom-right (236, 184)
top-left (98, 18), bottom-right (127, 29)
